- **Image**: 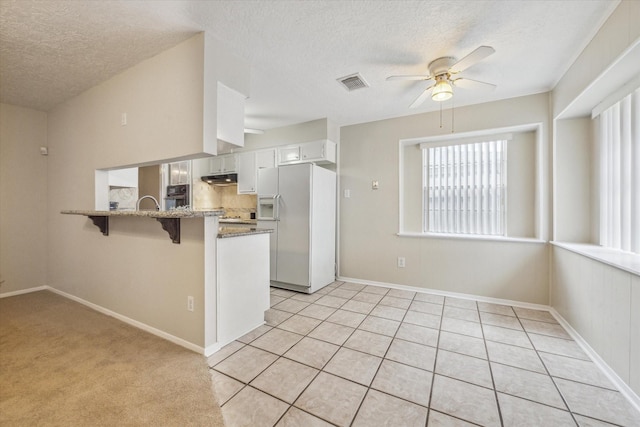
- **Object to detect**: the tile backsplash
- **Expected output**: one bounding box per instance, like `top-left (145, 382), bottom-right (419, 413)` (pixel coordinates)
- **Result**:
top-left (109, 187), bottom-right (138, 210)
top-left (192, 181), bottom-right (256, 218)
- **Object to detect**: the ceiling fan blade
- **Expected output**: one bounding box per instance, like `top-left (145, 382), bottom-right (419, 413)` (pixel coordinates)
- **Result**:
top-left (449, 46), bottom-right (495, 74)
top-left (386, 74), bottom-right (432, 81)
top-left (451, 77), bottom-right (496, 91)
top-left (409, 84), bottom-right (435, 108)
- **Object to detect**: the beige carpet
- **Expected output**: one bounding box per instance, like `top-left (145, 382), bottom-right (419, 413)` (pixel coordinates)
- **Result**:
top-left (0, 290), bottom-right (225, 426)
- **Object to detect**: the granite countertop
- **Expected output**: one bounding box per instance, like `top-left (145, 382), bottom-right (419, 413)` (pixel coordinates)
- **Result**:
top-left (217, 226), bottom-right (273, 239)
top-left (61, 209), bottom-right (225, 218)
top-left (219, 219), bottom-right (258, 225)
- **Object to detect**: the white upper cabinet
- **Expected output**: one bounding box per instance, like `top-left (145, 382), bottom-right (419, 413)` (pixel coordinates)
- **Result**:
top-left (238, 148), bottom-right (276, 194)
top-left (237, 151), bottom-right (256, 194)
top-left (278, 146), bottom-right (301, 164)
top-left (209, 154), bottom-right (237, 174)
top-left (256, 148), bottom-right (276, 170)
top-left (278, 140), bottom-right (336, 165)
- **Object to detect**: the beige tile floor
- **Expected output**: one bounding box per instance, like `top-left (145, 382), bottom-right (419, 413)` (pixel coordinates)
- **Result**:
top-left (208, 281), bottom-right (640, 427)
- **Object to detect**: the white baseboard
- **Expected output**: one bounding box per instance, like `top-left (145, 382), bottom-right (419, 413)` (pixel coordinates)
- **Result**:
top-left (337, 276), bottom-right (551, 311)
top-left (3, 286), bottom-right (206, 356)
top-left (550, 308), bottom-right (640, 413)
top-left (0, 285), bottom-right (48, 299)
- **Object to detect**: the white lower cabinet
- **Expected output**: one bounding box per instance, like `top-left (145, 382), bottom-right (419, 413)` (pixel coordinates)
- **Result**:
top-left (216, 233), bottom-right (270, 346)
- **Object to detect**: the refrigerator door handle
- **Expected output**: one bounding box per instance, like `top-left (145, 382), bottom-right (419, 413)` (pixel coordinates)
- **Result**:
top-left (274, 194), bottom-right (281, 220)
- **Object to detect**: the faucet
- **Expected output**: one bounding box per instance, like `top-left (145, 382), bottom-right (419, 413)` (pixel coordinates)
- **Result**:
top-left (136, 195), bottom-right (160, 211)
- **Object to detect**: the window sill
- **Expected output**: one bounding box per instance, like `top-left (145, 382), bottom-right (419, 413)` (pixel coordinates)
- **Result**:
top-left (551, 242), bottom-right (640, 276)
top-left (397, 232), bottom-right (545, 244)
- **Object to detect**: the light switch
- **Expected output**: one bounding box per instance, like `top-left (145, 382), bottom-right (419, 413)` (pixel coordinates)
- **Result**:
top-left (344, 189), bottom-right (351, 198)
top-left (372, 180), bottom-right (379, 190)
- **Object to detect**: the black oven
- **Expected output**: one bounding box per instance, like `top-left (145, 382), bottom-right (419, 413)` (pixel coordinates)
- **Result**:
top-left (165, 184), bottom-right (189, 210)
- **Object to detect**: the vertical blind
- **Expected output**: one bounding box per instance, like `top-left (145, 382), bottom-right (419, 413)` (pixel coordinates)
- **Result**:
top-left (599, 88), bottom-right (640, 254)
top-left (423, 140), bottom-right (506, 235)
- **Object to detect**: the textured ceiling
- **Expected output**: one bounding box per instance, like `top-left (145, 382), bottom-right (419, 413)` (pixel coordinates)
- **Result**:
top-left (0, 0), bottom-right (618, 131)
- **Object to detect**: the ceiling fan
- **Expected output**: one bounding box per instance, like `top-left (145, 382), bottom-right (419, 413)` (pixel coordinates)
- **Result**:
top-left (387, 46), bottom-right (496, 108)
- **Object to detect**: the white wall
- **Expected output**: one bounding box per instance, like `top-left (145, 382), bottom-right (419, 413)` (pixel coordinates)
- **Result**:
top-left (244, 118), bottom-right (336, 150)
top-left (554, 117), bottom-right (593, 243)
top-left (339, 93), bottom-right (550, 304)
top-left (550, 0), bottom-right (640, 398)
top-left (551, 246), bottom-right (640, 396)
top-left (43, 33), bottom-right (248, 348)
top-left (553, 0), bottom-right (640, 117)
top-left (0, 104), bottom-right (48, 294)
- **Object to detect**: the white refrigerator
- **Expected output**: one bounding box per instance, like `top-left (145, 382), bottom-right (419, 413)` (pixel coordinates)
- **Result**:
top-left (257, 163), bottom-right (336, 293)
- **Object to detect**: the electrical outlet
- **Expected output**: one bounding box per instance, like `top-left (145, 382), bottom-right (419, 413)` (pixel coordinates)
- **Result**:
top-left (397, 257), bottom-right (406, 268)
top-left (187, 296), bottom-right (194, 312)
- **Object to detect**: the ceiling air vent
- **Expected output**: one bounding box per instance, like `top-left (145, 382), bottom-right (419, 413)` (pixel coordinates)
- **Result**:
top-left (337, 73), bottom-right (369, 91)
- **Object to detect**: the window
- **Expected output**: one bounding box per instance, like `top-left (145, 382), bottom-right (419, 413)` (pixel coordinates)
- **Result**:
top-left (422, 139), bottom-right (507, 235)
top-left (598, 87), bottom-right (640, 254)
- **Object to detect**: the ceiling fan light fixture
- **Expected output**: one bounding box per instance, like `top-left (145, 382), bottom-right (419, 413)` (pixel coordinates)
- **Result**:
top-left (431, 77), bottom-right (453, 101)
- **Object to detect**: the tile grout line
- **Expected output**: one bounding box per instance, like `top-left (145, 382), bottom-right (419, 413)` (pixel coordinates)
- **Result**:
top-left (268, 281), bottom-right (383, 426)
top-left (279, 285), bottom-right (525, 425)
top-left (424, 294), bottom-right (447, 427)
top-left (347, 287), bottom-right (420, 427)
top-left (477, 299), bottom-right (505, 427)
top-left (244, 284), bottom-right (340, 426)
top-left (288, 282), bottom-right (385, 427)
top-left (514, 309), bottom-right (581, 426)
top-left (280, 283), bottom-right (445, 425)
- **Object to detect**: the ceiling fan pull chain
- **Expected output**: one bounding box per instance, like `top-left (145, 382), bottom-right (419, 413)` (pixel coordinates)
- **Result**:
top-left (451, 97), bottom-right (455, 133)
top-left (439, 102), bottom-right (443, 128)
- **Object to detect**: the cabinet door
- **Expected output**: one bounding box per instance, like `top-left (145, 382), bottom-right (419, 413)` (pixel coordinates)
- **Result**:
top-left (279, 146), bottom-right (300, 164)
top-left (210, 154), bottom-right (237, 174)
top-left (169, 161), bottom-right (190, 185)
top-left (192, 157), bottom-right (210, 179)
top-left (256, 149), bottom-right (276, 169)
top-left (237, 152), bottom-right (256, 194)
top-left (301, 141), bottom-right (325, 161)
top-left (209, 157), bottom-right (224, 174)
top-left (222, 154), bottom-right (237, 173)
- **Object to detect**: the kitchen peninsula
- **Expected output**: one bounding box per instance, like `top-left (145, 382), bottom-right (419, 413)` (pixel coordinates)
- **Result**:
top-left (61, 209), bottom-right (271, 355)
top-left (61, 209), bottom-right (225, 243)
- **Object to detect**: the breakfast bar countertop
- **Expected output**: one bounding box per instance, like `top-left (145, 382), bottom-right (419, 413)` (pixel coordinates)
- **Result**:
top-left (217, 226), bottom-right (273, 239)
top-left (61, 209), bottom-right (272, 241)
top-left (61, 209), bottom-right (225, 218)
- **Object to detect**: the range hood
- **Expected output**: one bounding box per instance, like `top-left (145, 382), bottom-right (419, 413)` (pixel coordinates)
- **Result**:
top-left (201, 173), bottom-right (238, 185)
